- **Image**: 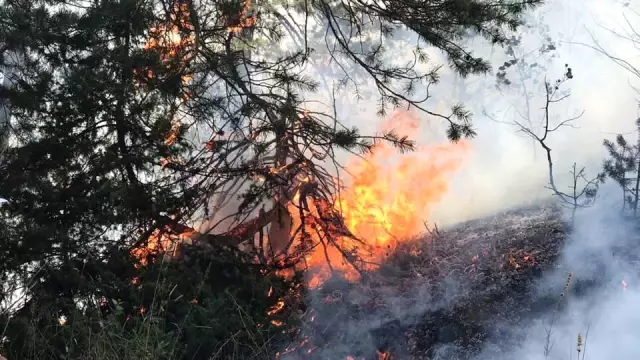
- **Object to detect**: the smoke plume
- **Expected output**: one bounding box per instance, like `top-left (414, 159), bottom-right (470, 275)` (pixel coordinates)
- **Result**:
top-left (280, 0), bottom-right (640, 358)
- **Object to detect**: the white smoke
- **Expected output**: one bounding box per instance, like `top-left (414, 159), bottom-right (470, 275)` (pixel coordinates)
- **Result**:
top-left (429, 0), bottom-right (640, 226)
top-left (460, 2), bottom-right (640, 357)
top-left (289, 0), bottom-right (640, 227)
top-left (470, 195), bottom-right (640, 360)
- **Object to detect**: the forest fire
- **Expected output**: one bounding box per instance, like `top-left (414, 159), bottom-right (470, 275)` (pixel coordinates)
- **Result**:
top-left (9, 0), bottom-right (629, 358)
top-left (228, 0), bottom-right (257, 33)
top-left (140, 2), bottom-right (195, 83)
top-left (145, 3), bottom-right (194, 58)
top-left (129, 108), bottom-right (470, 359)
top-left (130, 6), bottom-right (472, 358)
top-left (132, 0), bottom-right (469, 287)
top-left (294, 110), bottom-right (470, 288)
top-left (135, 1), bottom-right (196, 159)
top-left (132, 110), bottom-right (470, 281)
top-left (130, 227), bottom-right (195, 266)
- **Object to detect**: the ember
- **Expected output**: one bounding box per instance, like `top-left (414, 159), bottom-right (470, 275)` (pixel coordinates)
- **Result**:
top-left (137, 1), bottom-right (195, 152)
top-left (267, 300), bottom-right (286, 316)
top-left (141, 2), bottom-right (195, 82)
top-left (227, 0), bottom-right (257, 33)
top-left (376, 350), bottom-right (392, 360)
top-left (131, 9), bottom-right (474, 355)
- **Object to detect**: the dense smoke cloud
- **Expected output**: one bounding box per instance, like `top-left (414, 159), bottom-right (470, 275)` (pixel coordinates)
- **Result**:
top-left (443, 6), bottom-right (640, 357)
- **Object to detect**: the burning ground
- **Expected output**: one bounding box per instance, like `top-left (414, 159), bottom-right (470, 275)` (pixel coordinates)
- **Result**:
top-left (134, 100), bottom-right (582, 359)
top-left (277, 203), bottom-right (568, 360)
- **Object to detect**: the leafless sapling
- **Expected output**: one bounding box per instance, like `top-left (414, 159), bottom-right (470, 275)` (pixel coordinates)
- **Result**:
top-left (511, 65), bottom-right (605, 224)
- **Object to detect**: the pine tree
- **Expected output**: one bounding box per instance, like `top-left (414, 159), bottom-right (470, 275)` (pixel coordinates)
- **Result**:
top-left (154, 0), bottom-right (544, 266)
top-left (0, 0), bottom-right (543, 358)
top-left (585, 8), bottom-right (640, 217)
top-left (0, 0), bottom-right (207, 357)
top-left (602, 119), bottom-right (640, 216)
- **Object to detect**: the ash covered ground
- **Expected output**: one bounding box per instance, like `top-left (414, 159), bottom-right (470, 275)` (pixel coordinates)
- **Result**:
top-left (279, 202), bottom-right (640, 360)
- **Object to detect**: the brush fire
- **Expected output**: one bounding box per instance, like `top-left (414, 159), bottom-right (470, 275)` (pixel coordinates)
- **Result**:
top-left (292, 110), bottom-right (470, 288)
top-left (132, 0), bottom-right (470, 284)
top-left (131, 106), bottom-right (470, 359)
top-left (124, 14), bottom-right (564, 353)
top-left (140, 107), bottom-right (470, 276)
top-left (128, 2), bottom-right (479, 358)
top-left (8, 0), bottom-right (639, 359)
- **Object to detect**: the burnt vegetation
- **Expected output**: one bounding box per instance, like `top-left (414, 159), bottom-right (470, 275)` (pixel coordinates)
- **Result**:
top-left (0, 0), bottom-right (639, 359)
top-left (284, 204), bottom-right (568, 360)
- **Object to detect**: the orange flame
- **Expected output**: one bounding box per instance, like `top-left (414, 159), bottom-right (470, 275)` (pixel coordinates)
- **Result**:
top-left (228, 0), bottom-right (257, 33)
top-left (267, 300), bottom-right (286, 316)
top-left (292, 110), bottom-right (470, 287)
top-left (140, 2), bottom-right (195, 147)
top-left (143, 2), bottom-right (195, 79)
top-left (131, 229), bottom-right (194, 266)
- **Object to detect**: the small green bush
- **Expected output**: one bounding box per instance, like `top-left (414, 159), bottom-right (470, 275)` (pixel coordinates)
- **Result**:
top-left (1, 244), bottom-right (302, 360)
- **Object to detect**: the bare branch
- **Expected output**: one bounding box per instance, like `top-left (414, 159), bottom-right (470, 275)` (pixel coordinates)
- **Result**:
top-left (506, 67), bottom-right (602, 223)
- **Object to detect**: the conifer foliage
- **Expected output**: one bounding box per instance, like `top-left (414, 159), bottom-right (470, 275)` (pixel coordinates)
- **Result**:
top-left (0, 0), bottom-right (540, 358)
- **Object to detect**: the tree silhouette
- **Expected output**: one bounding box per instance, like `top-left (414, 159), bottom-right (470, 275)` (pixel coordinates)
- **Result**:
top-left (602, 119), bottom-right (640, 216)
top-left (580, 7), bottom-right (640, 216)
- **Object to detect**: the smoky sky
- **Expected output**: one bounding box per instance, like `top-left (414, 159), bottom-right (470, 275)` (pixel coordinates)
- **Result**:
top-left (287, 0), bottom-right (640, 226)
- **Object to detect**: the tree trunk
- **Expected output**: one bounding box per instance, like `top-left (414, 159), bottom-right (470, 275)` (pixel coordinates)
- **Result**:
top-left (0, 51), bottom-right (19, 158)
top-left (268, 117), bottom-right (293, 256)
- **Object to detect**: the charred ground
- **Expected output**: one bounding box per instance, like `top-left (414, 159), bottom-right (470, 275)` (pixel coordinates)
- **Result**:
top-left (283, 203), bottom-right (570, 359)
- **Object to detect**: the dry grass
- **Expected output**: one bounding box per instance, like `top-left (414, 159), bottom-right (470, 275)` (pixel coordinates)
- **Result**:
top-left (281, 203), bottom-right (568, 359)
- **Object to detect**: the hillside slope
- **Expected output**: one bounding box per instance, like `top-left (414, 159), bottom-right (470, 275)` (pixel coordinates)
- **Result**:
top-left (283, 203), bottom-right (568, 359)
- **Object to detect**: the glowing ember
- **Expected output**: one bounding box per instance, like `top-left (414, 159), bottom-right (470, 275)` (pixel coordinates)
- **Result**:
top-left (164, 119), bottom-right (182, 146)
top-left (377, 350), bottom-right (392, 360)
top-left (204, 139), bottom-right (217, 151)
top-left (267, 300), bottom-right (286, 316)
top-left (142, 2), bottom-right (195, 82)
top-left (507, 250), bottom-right (537, 269)
top-left (139, 2), bottom-right (195, 147)
top-left (159, 156), bottom-right (184, 169)
top-left (131, 229), bottom-right (194, 266)
top-left (227, 0), bottom-right (257, 33)
top-left (292, 109), bottom-right (470, 287)
top-left (164, 131), bottom-right (178, 146)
